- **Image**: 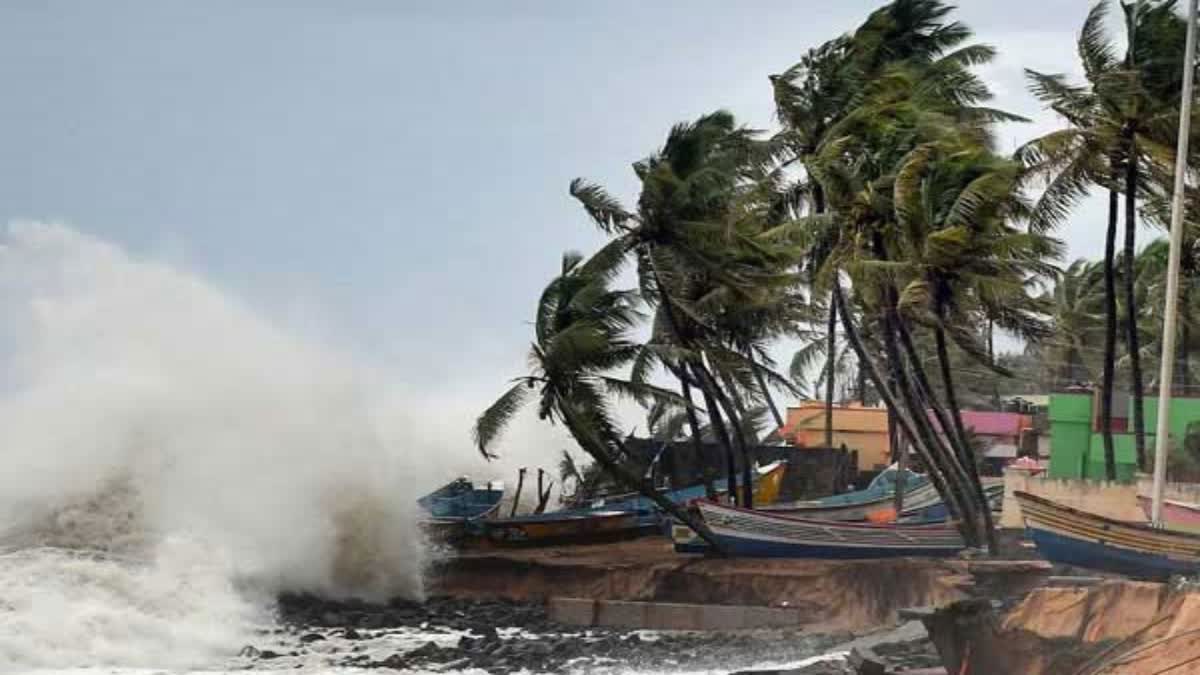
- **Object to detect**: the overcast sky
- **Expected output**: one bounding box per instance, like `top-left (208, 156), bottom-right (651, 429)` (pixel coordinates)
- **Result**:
top-left (0, 1), bottom-right (1132, 472)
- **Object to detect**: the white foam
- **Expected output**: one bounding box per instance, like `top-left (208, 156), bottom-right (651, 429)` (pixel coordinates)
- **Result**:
top-left (0, 223), bottom-right (430, 671)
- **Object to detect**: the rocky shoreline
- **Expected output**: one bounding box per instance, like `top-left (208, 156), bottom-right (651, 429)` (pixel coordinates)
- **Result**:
top-left (234, 594), bottom-right (943, 674)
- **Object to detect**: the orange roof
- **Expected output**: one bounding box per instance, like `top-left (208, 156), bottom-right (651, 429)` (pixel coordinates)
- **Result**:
top-left (782, 403), bottom-right (889, 436)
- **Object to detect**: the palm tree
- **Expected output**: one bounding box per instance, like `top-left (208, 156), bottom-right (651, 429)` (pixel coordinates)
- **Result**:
top-left (789, 0), bottom-right (1031, 549)
top-left (571, 111), bottom-right (798, 508)
top-left (771, 36), bottom-right (855, 450)
top-left (1040, 259), bottom-right (1106, 386)
top-left (890, 135), bottom-right (1059, 550)
top-left (1020, 1), bottom-right (1187, 474)
top-left (473, 252), bottom-right (725, 551)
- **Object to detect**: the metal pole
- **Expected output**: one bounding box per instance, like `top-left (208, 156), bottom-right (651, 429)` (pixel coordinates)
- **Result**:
top-left (1151, 0), bottom-right (1198, 524)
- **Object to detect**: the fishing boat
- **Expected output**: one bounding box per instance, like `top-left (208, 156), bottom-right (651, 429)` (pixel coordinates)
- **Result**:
top-left (417, 478), bottom-right (504, 542)
top-left (587, 460), bottom-right (788, 514)
top-left (676, 500), bottom-right (965, 558)
top-left (1137, 494), bottom-right (1200, 532)
top-left (762, 467), bottom-right (929, 521)
top-left (1015, 491), bottom-right (1200, 580)
top-left (419, 477), bottom-right (505, 519)
top-left (474, 509), bottom-right (643, 547)
top-left (896, 478), bottom-right (1006, 524)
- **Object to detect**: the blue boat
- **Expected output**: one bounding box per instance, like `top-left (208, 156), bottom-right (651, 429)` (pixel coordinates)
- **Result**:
top-left (1015, 491), bottom-right (1200, 580)
top-left (581, 460), bottom-right (788, 528)
top-left (761, 466), bottom-right (929, 521)
top-left (418, 477), bottom-right (504, 520)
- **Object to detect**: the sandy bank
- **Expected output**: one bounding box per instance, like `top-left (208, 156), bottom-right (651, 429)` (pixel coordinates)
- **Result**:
top-left (428, 538), bottom-right (1046, 634)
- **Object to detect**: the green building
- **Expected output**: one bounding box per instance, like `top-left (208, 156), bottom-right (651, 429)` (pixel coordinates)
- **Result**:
top-left (1047, 392), bottom-right (1200, 482)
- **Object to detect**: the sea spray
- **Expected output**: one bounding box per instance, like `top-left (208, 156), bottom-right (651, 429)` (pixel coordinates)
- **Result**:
top-left (0, 222), bottom-right (429, 669)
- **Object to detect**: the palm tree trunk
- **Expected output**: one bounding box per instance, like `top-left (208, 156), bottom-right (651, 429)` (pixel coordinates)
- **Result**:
top-left (678, 373), bottom-right (717, 499)
top-left (1179, 280), bottom-right (1191, 393)
top-left (645, 256), bottom-right (751, 507)
top-left (559, 403), bottom-right (728, 554)
top-left (892, 425), bottom-right (907, 515)
top-left (695, 375), bottom-right (739, 505)
top-left (892, 315), bottom-right (988, 549)
top-left (1124, 151), bottom-right (1147, 471)
top-left (1102, 187), bottom-right (1119, 481)
top-left (858, 365), bottom-right (868, 406)
top-left (510, 468), bottom-right (526, 518)
top-left (831, 284), bottom-right (975, 543)
top-left (825, 296), bottom-right (838, 449)
top-left (691, 360), bottom-right (753, 506)
top-left (752, 364), bottom-right (785, 432)
top-left (933, 320), bottom-right (998, 553)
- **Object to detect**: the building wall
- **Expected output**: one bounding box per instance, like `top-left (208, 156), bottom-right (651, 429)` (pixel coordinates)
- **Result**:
top-left (1048, 393), bottom-right (1141, 482)
top-left (1138, 396), bottom-right (1200, 447)
top-left (1001, 468), bottom-right (1143, 528)
top-left (783, 404), bottom-right (891, 471)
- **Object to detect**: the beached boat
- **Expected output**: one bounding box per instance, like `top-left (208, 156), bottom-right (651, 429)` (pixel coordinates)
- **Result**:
top-left (1015, 490), bottom-right (1200, 580)
top-left (678, 500), bottom-right (965, 558)
top-left (762, 468), bottom-right (929, 521)
top-left (896, 478), bottom-right (1006, 524)
top-left (587, 460), bottom-right (788, 514)
top-left (418, 478), bottom-right (504, 542)
top-left (418, 477), bottom-right (505, 520)
top-left (1137, 494), bottom-right (1200, 532)
top-left (475, 509), bottom-right (643, 547)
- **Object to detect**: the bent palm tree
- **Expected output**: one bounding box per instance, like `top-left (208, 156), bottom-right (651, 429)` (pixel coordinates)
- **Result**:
top-left (473, 252), bottom-right (725, 551)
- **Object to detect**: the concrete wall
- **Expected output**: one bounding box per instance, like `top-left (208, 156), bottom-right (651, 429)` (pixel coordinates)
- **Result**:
top-left (1001, 469), bottom-right (1143, 528)
top-left (1135, 474), bottom-right (1200, 504)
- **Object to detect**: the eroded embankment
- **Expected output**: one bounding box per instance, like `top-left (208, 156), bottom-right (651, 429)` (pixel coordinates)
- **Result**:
top-left (429, 539), bottom-right (987, 633)
top-left (923, 579), bottom-right (1200, 674)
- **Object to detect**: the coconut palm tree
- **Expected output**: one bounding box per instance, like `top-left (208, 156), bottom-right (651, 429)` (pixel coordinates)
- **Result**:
top-left (889, 134), bottom-right (1060, 550)
top-left (1020, 0), bottom-right (1188, 474)
top-left (1040, 259), bottom-right (1106, 386)
top-left (785, 0), bottom-right (1032, 549)
top-left (473, 252), bottom-right (725, 551)
top-left (570, 111), bottom-right (799, 508)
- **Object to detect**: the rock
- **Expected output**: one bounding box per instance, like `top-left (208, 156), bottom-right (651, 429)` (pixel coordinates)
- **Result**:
top-left (257, 650), bottom-right (282, 660)
top-left (358, 614), bottom-right (385, 630)
top-left (341, 628), bottom-right (363, 640)
top-left (299, 633), bottom-right (326, 644)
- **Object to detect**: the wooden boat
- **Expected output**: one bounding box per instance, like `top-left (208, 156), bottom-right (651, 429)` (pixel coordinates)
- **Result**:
top-left (475, 509), bottom-right (643, 547)
top-left (587, 460), bottom-right (788, 513)
top-left (417, 478), bottom-right (504, 542)
top-left (1015, 490), bottom-right (1200, 580)
top-left (763, 469), bottom-right (930, 522)
top-left (418, 477), bottom-right (504, 520)
top-left (1137, 494), bottom-right (1200, 532)
top-left (895, 478), bottom-right (1006, 524)
top-left (677, 500), bottom-right (965, 558)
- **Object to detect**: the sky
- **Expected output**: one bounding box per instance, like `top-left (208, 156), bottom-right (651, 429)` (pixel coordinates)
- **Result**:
top-left (0, 1), bottom-right (1133, 476)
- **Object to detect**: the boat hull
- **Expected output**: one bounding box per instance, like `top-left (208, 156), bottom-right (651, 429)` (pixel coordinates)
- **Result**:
top-left (1027, 527), bottom-right (1198, 579)
top-left (1015, 491), bottom-right (1200, 580)
top-left (478, 511), bottom-right (644, 547)
top-left (682, 501), bottom-right (965, 559)
top-left (1137, 495), bottom-right (1200, 532)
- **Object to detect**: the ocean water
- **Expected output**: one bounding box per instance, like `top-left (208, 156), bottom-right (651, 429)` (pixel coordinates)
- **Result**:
top-left (0, 224), bottom-right (844, 675)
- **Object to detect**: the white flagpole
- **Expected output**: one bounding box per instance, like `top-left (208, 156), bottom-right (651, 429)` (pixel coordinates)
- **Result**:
top-left (1151, 0), bottom-right (1199, 524)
